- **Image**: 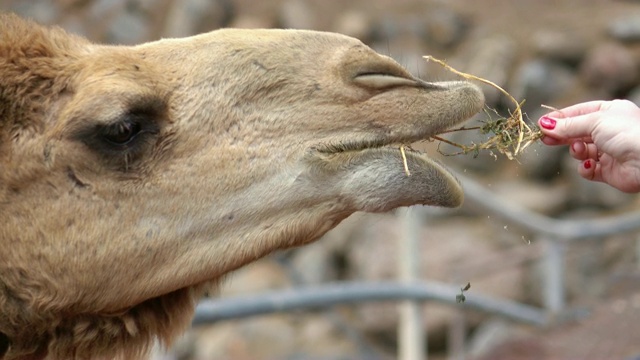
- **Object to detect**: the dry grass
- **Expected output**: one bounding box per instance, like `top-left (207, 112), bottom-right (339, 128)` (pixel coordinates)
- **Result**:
top-left (423, 56), bottom-right (543, 161)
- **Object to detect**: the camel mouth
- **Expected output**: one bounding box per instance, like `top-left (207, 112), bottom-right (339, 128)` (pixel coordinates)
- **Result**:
top-left (311, 112), bottom-right (459, 156)
top-left (314, 138), bottom-right (440, 173)
top-left (306, 80), bottom-right (484, 210)
top-left (314, 138), bottom-right (448, 177)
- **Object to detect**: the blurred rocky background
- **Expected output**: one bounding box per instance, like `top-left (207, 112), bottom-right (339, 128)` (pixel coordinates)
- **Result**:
top-left (3, 0), bottom-right (640, 359)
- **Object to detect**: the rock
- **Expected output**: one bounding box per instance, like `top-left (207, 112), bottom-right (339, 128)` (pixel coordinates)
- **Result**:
top-left (156, 332), bottom-right (194, 360)
top-left (346, 214), bottom-right (399, 281)
top-left (510, 59), bottom-right (578, 115)
top-left (8, 0), bottom-right (60, 24)
top-left (562, 153), bottom-right (634, 209)
top-left (532, 29), bottom-right (588, 66)
top-left (453, 35), bottom-right (517, 106)
top-left (580, 42), bottom-right (638, 96)
top-left (161, 0), bottom-right (234, 38)
top-left (288, 242), bottom-right (339, 285)
top-left (88, 0), bottom-right (124, 22)
top-left (81, 0), bottom-right (152, 44)
top-left (370, 7), bottom-right (469, 49)
top-left (470, 328), bottom-right (546, 360)
top-left (346, 214), bottom-right (528, 340)
top-left (626, 84), bottom-right (640, 106)
top-left (57, 0), bottom-right (111, 41)
top-left (422, 7), bottom-right (470, 48)
top-left (289, 214), bottom-right (365, 285)
top-left (369, 14), bottom-right (453, 77)
top-left (230, 15), bottom-right (276, 29)
top-left (190, 314), bottom-right (360, 359)
top-left (467, 319), bottom-right (536, 360)
top-left (609, 15), bottom-right (640, 42)
top-left (59, 16), bottom-right (91, 39)
top-left (516, 140), bottom-right (567, 183)
top-left (296, 314), bottom-right (362, 359)
top-left (371, 16), bottom-right (424, 43)
top-left (333, 10), bottom-right (372, 41)
top-left (527, 209), bottom-right (638, 306)
top-left (220, 259), bottom-right (291, 296)
top-left (278, 0), bottom-right (316, 30)
top-left (192, 316), bottom-right (298, 359)
top-left (491, 176), bottom-right (568, 215)
top-left (106, 8), bottom-right (150, 45)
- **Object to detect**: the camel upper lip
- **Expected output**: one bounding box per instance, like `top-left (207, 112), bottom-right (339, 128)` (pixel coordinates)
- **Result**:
top-left (316, 138), bottom-right (394, 154)
top-left (314, 81), bottom-right (484, 155)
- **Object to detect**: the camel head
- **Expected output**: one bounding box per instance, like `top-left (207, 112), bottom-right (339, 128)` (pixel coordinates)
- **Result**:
top-left (0, 13), bottom-right (484, 359)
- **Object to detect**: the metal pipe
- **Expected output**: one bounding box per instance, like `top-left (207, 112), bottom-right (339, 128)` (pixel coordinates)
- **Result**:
top-left (543, 238), bottom-right (566, 314)
top-left (192, 281), bottom-right (548, 327)
top-left (398, 208), bottom-right (426, 360)
top-left (457, 172), bottom-right (640, 241)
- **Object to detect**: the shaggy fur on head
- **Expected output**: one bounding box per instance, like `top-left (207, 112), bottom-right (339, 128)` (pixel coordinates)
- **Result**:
top-left (0, 13), bottom-right (483, 359)
top-left (0, 15), bottom-right (201, 358)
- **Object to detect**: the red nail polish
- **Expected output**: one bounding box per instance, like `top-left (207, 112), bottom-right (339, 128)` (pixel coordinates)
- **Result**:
top-left (584, 160), bottom-right (592, 169)
top-left (539, 116), bottom-right (557, 130)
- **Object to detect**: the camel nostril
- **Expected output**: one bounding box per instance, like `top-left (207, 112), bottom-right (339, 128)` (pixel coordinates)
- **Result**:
top-left (353, 73), bottom-right (417, 89)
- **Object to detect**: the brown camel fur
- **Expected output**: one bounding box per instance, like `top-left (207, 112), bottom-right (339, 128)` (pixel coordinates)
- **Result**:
top-left (0, 13), bottom-right (484, 359)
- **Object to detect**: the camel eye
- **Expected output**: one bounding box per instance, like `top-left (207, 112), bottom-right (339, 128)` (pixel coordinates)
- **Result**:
top-left (73, 95), bottom-right (165, 167)
top-left (102, 120), bottom-right (142, 146)
top-left (79, 111), bottom-right (159, 161)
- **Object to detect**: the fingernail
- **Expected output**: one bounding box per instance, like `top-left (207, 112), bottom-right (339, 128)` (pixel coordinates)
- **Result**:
top-left (584, 159), bottom-right (592, 169)
top-left (539, 116), bottom-right (557, 130)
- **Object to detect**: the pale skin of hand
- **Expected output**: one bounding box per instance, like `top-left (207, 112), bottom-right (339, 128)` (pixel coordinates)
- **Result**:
top-left (538, 99), bottom-right (640, 193)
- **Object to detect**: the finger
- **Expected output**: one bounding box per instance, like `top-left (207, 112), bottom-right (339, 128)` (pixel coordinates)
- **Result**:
top-left (569, 141), bottom-right (599, 161)
top-left (538, 112), bottom-right (600, 141)
top-left (545, 100), bottom-right (609, 118)
top-left (540, 135), bottom-right (565, 146)
top-left (577, 158), bottom-right (600, 182)
top-left (570, 141), bottom-right (587, 160)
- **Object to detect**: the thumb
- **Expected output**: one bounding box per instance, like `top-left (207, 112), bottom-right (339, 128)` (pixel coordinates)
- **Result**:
top-left (538, 113), bottom-right (599, 142)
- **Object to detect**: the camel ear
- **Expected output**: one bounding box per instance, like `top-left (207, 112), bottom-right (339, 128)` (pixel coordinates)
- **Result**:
top-left (0, 14), bottom-right (84, 138)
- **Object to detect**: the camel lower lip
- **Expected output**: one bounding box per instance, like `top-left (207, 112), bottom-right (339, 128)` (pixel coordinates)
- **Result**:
top-left (315, 145), bottom-right (464, 210)
top-left (354, 146), bottom-right (433, 165)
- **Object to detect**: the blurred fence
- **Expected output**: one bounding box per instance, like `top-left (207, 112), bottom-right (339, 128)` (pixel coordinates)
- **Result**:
top-left (191, 171), bottom-right (640, 360)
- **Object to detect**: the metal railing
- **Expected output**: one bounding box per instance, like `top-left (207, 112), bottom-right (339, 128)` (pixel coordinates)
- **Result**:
top-left (192, 281), bottom-right (548, 327)
top-left (190, 171), bottom-right (640, 358)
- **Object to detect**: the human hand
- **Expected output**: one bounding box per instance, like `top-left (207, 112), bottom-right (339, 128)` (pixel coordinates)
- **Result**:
top-left (538, 99), bottom-right (640, 193)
